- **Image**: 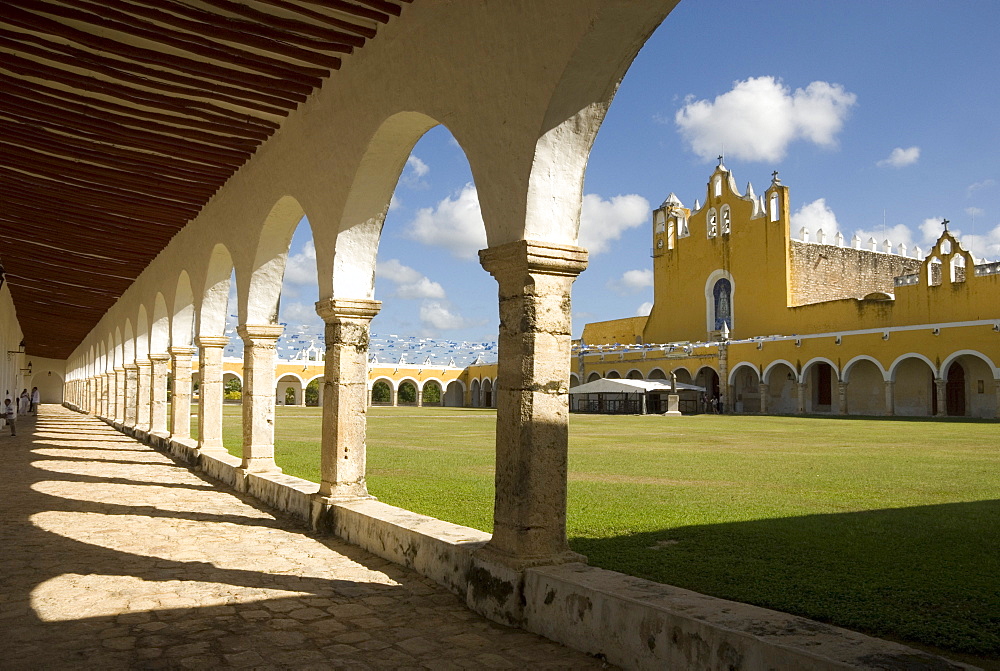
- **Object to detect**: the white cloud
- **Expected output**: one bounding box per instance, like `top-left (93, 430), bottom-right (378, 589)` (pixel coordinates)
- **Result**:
top-left (407, 155), bottom-right (429, 177)
top-left (279, 301), bottom-right (321, 327)
top-left (791, 198), bottom-right (841, 237)
top-left (282, 240), bottom-right (317, 286)
top-left (389, 193), bottom-right (401, 212)
top-left (967, 179), bottom-right (996, 196)
top-left (419, 301), bottom-right (472, 330)
top-left (377, 259), bottom-right (446, 299)
top-left (966, 207), bottom-right (985, 217)
top-left (877, 146), bottom-right (920, 168)
top-left (609, 269), bottom-right (654, 295)
top-left (636, 302), bottom-right (653, 317)
top-left (851, 223), bottom-right (918, 252)
top-left (405, 183), bottom-right (487, 260)
top-left (675, 76), bottom-right (856, 162)
top-left (579, 194), bottom-right (651, 254)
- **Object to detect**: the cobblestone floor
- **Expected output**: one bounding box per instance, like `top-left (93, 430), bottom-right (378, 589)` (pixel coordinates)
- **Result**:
top-left (1, 405), bottom-right (610, 670)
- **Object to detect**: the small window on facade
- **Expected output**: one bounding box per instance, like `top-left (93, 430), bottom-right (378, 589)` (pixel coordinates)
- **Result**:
top-left (721, 206), bottom-right (731, 234)
top-left (707, 208), bottom-right (718, 238)
top-left (769, 194), bottom-right (780, 222)
top-left (714, 176), bottom-right (722, 198)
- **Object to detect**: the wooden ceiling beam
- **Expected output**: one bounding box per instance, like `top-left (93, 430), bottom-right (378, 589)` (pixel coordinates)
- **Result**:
top-left (0, 31), bottom-right (302, 113)
top-left (0, 4), bottom-right (317, 97)
top-left (1, 52), bottom-right (282, 131)
top-left (294, 0), bottom-right (391, 24)
top-left (10, 0), bottom-right (333, 82)
top-left (196, 0), bottom-right (368, 45)
top-left (2, 120), bottom-right (237, 182)
top-left (114, 0), bottom-right (364, 50)
top-left (2, 79), bottom-right (267, 148)
top-left (248, 0), bottom-right (377, 39)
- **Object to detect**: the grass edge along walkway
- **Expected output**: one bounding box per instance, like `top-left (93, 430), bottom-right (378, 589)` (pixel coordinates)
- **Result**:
top-left (195, 404), bottom-right (999, 662)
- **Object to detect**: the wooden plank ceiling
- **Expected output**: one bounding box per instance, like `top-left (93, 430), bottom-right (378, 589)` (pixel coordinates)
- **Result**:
top-left (0, 0), bottom-right (411, 359)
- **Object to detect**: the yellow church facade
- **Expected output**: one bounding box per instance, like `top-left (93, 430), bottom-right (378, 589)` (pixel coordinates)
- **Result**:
top-left (577, 164), bottom-right (1000, 418)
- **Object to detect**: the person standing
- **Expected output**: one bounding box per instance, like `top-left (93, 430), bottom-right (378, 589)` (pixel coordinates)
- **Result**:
top-left (3, 398), bottom-right (15, 436)
top-left (19, 389), bottom-right (30, 415)
top-left (30, 387), bottom-right (40, 415)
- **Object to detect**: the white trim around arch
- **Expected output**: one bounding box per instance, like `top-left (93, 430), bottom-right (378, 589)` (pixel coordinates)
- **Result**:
top-left (888, 353), bottom-right (938, 382)
top-left (939, 349), bottom-right (1000, 380)
top-left (727, 361), bottom-right (760, 386)
top-left (762, 359), bottom-right (798, 384)
top-left (801, 357), bottom-right (841, 380)
top-left (842, 355), bottom-right (888, 384)
top-left (704, 269), bottom-right (735, 336)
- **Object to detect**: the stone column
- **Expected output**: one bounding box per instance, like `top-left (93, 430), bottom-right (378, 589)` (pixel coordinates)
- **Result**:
top-left (135, 359), bottom-right (152, 431)
top-left (123, 364), bottom-right (138, 426)
top-left (995, 380), bottom-right (1000, 418)
top-left (717, 342), bottom-right (729, 413)
top-left (934, 378), bottom-right (947, 416)
top-left (103, 373), bottom-right (112, 418)
top-left (314, 298), bottom-right (381, 500)
top-left (416, 387), bottom-right (423, 407)
top-left (477, 240), bottom-right (588, 568)
top-left (114, 367), bottom-right (126, 423)
top-left (196, 336), bottom-right (229, 452)
top-left (884, 380), bottom-right (895, 416)
top-left (796, 381), bottom-right (807, 414)
top-left (238, 325), bottom-right (284, 474)
top-left (169, 346), bottom-right (195, 439)
top-left (148, 354), bottom-right (171, 434)
top-left (391, 385), bottom-right (398, 407)
top-left (837, 382), bottom-right (847, 415)
top-left (758, 382), bottom-right (769, 414)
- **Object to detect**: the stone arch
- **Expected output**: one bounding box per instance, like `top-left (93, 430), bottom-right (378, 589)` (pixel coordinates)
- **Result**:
top-left (720, 204), bottom-right (731, 234)
top-left (673, 367), bottom-right (693, 385)
top-left (801, 357), bottom-right (840, 413)
top-left (729, 363), bottom-right (761, 413)
top-left (569, 373), bottom-right (581, 388)
top-left (421, 378), bottom-right (444, 406)
top-left (371, 378), bottom-right (393, 405)
top-left (304, 374), bottom-right (324, 407)
top-left (707, 207), bottom-right (718, 238)
top-left (470, 378), bottom-right (481, 407)
top-left (150, 293), bottom-right (169, 355)
top-left (482, 378), bottom-right (494, 408)
top-left (842, 355), bottom-right (888, 384)
top-left (135, 304), bottom-right (149, 359)
top-left (704, 269), bottom-right (735, 335)
top-left (844, 358), bottom-right (886, 416)
top-left (695, 366), bottom-right (720, 399)
top-left (586, 372), bottom-right (601, 383)
top-left (122, 321), bottom-right (134, 363)
top-left (276, 373), bottom-right (305, 406)
top-left (764, 360), bottom-right (798, 414)
top-left (605, 369), bottom-right (622, 379)
top-left (762, 359), bottom-right (798, 384)
top-left (246, 196), bottom-right (308, 325)
top-left (172, 271), bottom-right (196, 348)
top-left (890, 355), bottom-right (936, 416)
top-left (397, 377), bottom-right (419, 405)
top-left (326, 112), bottom-right (443, 301)
top-left (647, 368), bottom-right (666, 380)
top-left (939, 350), bottom-right (999, 418)
top-left (443, 379), bottom-right (465, 407)
top-left (625, 368), bottom-right (643, 379)
top-left (200, 244), bottom-right (234, 338)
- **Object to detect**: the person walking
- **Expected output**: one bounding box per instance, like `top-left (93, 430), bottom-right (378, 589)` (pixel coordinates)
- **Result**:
top-left (30, 387), bottom-right (40, 415)
top-left (3, 398), bottom-right (15, 436)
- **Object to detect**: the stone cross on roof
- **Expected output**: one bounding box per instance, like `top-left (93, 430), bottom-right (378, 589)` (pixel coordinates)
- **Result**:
top-left (942, 218), bottom-right (950, 231)
top-left (771, 170), bottom-right (781, 184)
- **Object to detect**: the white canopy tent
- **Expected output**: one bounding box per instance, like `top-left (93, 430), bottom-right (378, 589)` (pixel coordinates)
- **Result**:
top-left (568, 378), bottom-right (705, 414)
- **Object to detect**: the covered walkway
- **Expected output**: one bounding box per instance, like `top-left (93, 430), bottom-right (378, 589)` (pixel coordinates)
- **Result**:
top-left (2, 405), bottom-right (604, 669)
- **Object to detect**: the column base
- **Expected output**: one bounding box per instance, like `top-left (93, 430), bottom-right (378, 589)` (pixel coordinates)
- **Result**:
top-left (309, 492), bottom-right (377, 532)
top-left (466, 544), bottom-right (586, 626)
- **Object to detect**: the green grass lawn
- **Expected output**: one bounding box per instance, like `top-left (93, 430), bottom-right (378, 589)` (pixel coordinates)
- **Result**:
top-left (195, 404), bottom-right (1000, 660)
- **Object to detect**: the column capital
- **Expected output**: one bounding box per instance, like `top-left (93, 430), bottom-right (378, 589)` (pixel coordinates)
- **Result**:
top-left (315, 298), bottom-right (381, 322)
top-left (196, 336), bottom-right (229, 349)
top-left (123, 363), bottom-right (139, 371)
top-left (135, 359), bottom-right (152, 369)
top-left (114, 366), bottom-right (126, 373)
top-left (478, 239), bottom-right (589, 278)
top-left (238, 324), bottom-right (284, 343)
top-left (168, 346), bottom-right (197, 357)
top-left (149, 353), bottom-right (171, 363)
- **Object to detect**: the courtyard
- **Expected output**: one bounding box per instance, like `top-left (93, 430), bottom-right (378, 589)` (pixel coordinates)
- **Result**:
top-left (197, 405), bottom-right (999, 664)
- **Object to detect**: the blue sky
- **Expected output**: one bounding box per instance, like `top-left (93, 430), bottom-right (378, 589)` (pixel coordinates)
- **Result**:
top-left (274, 0), bottom-right (1000, 345)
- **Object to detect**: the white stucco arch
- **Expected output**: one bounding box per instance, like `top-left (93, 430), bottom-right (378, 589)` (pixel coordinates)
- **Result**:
top-left (727, 361), bottom-right (760, 386)
top-left (199, 244), bottom-right (235, 338)
top-left (246, 196), bottom-right (308, 325)
top-left (171, 271), bottom-right (196, 348)
top-left (763, 359), bottom-right (798, 384)
top-left (801, 357), bottom-right (841, 380)
top-left (704, 269), bottom-right (735, 335)
top-left (842, 355), bottom-right (888, 383)
top-left (939, 350), bottom-right (1000, 380)
top-left (888, 353), bottom-right (938, 382)
top-left (150, 293), bottom-right (170, 355)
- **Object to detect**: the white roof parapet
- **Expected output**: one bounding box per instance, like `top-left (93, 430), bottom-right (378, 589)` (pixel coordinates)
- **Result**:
top-left (661, 192), bottom-right (683, 208)
top-left (914, 245), bottom-right (923, 259)
top-left (817, 229), bottom-right (826, 244)
top-left (745, 182), bottom-right (756, 200)
top-left (882, 239), bottom-right (892, 254)
top-left (851, 234), bottom-right (861, 249)
top-left (835, 231), bottom-right (844, 247)
top-left (799, 226), bottom-right (810, 243)
top-left (898, 242), bottom-right (908, 256)
top-left (868, 236), bottom-right (877, 251)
